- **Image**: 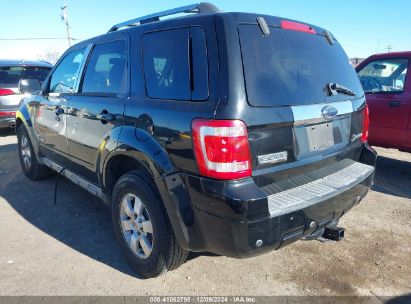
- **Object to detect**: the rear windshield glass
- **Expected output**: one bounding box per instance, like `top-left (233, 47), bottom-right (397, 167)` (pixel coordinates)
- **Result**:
top-left (239, 24), bottom-right (363, 106)
top-left (0, 66), bottom-right (51, 86)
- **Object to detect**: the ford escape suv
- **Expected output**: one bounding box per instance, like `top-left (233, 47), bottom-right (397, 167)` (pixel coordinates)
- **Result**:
top-left (16, 3), bottom-right (376, 278)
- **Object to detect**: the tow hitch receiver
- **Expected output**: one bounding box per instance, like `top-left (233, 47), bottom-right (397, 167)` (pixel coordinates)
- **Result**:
top-left (322, 226), bottom-right (345, 241)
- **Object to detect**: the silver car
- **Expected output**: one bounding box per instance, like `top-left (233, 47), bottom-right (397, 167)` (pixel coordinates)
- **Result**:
top-left (0, 59), bottom-right (52, 129)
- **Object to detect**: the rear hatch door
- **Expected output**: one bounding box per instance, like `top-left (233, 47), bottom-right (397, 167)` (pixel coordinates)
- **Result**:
top-left (237, 20), bottom-right (367, 191)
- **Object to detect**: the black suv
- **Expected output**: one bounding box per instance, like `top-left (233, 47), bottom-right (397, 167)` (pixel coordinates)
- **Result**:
top-left (16, 3), bottom-right (377, 278)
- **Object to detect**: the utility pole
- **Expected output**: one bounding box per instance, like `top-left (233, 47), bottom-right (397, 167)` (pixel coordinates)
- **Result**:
top-left (386, 45), bottom-right (393, 53)
top-left (61, 1), bottom-right (72, 47)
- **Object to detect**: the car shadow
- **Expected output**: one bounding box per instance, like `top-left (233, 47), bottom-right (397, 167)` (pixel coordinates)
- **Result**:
top-left (372, 155), bottom-right (411, 200)
top-left (0, 142), bottom-right (144, 278)
top-left (0, 142), bottom-right (217, 278)
top-left (187, 251), bottom-right (220, 261)
top-left (0, 128), bottom-right (15, 137)
top-left (386, 293), bottom-right (411, 304)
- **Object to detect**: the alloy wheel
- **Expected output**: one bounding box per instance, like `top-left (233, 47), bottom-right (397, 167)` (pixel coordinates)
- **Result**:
top-left (20, 134), bottom-right (32, 170)
top-left (119, 193), bottom-right (154, 259)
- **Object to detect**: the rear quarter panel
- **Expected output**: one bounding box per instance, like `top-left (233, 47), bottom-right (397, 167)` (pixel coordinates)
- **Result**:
top-left (121, 16), bottom-right (220, 176)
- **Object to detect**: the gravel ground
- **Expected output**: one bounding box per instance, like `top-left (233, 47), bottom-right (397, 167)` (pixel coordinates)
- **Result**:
top-left (0, 129), bottom-right (410, 300)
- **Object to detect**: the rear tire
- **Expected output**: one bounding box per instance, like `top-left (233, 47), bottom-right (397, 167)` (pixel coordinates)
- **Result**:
top-left (17, 125), bottom-right (51, 180)
top-left (112, 171), bottom-right (188, 278)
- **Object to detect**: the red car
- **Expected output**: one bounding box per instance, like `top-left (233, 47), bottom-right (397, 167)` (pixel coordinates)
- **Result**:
top-left (356, 51), bottom-right (411, 152)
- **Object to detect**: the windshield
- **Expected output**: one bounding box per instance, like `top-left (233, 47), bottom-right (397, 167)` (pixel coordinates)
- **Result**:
top-left (0, 66), bottom-right (51, 86)
top-left (357, 58), bottom-right (409, 93)
top-left (239, 24), bottom-right (363, 106)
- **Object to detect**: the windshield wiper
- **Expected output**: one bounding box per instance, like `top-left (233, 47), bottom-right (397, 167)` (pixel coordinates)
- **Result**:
top-left (327, 83), bottom-right (356, 97)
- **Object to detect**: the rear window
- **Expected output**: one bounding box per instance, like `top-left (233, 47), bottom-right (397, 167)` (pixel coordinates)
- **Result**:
top-left (0, 66), bottom-right (51, 86)
top-left (142, 27), bottom-right (209, 101)
top-left (239, 24), bottom-right (363, 106)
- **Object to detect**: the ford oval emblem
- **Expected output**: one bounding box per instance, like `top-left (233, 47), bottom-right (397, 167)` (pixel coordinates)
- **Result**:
top-left (321, 106), bottom-right (338, 119)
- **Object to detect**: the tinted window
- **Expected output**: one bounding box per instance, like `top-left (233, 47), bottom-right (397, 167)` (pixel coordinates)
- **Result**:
top-left (143, 28), bottom-right (190, 100)
top-left (49, 48), bottom-right (85, 93)
top-left (190, 27), bottom-right (209, 100)
top-left (357, 58), bottom-right (409, 93)
top-left (142, 28), bottom-right (208, 101)
top-left (82, 40), bottom-right (127, 94)
top-left (239, 25), bottom-right (363, 106)
top-left (0, 66), bottom-right (51, 86)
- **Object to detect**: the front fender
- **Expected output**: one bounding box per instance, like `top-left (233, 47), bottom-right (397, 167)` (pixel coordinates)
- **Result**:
top-left (16, 97), bottom-right (42, 161)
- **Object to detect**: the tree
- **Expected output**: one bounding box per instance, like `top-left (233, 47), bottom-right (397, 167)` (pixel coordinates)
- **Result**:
top-left (37, 49), bottom-right (61, 65)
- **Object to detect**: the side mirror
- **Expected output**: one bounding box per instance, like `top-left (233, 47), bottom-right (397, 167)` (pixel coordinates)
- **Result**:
top-left (18, 79), bottom-right (41, 95)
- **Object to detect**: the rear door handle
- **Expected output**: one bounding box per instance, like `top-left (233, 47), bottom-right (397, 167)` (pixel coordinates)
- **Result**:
top-left (55, 107), bottom-right (64, 120)
top-left (55, 107), bottom-right (64, 115)
top-left (388, 100), bottom-right (401, 108)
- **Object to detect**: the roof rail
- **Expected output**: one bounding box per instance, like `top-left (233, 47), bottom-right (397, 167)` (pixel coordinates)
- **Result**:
top-left (108, 2), bottom-right (220, 32)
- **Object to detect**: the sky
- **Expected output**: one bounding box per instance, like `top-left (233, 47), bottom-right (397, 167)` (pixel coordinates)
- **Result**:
top-left (1, 0), bottom-right (410, 61)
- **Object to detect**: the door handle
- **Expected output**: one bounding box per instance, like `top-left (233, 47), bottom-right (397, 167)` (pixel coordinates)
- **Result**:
top-left (96, 111), bottom-right (115, 122)
top-left (388, 100), bottom-right (401, 108)
top-left (55, 107), bottom-right (64, 116)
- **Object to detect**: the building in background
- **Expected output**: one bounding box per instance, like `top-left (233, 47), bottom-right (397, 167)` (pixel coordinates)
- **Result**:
top-left (350, 58), bottom-right (366, 67)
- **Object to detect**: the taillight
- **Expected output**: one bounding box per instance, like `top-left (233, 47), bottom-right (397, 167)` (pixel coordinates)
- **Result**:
top-left (361, 104), bottom-right (370, 143)
top-left (191, 119), bottom-right (252, 180)
top-left (0, 111), bottom-right (16, 117)
top-left (281, 20), bottom-right (316, 34)
top-left (0, 88), bottom-right (14, 96)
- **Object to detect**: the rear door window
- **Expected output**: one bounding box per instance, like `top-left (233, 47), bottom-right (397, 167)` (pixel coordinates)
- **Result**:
top-left (239, 24), bottom-right (363, 106)
top-left (142, 27), bottom-right (208, 101)
top-left (357, 58), bottom-right (409, 93)
top-left (81, 39), bottom-right (128, 95)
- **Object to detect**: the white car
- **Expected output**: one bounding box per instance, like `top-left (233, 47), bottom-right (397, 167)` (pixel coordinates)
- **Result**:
top-left (0, 59), bottom-right (52, 129)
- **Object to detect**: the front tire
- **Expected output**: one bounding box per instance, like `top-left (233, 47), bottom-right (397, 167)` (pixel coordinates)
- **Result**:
top-left (17, 125), bottom-right (50, 180)
top-left (112, 171), bottom-right (188, 278)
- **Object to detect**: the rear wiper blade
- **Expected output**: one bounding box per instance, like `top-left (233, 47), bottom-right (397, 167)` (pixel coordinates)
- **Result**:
top-left (327, 83), bottom-right (356, 97)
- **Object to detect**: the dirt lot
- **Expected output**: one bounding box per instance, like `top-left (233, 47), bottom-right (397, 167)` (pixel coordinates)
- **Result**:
top-left (0, 129), bottom-right (410, 300)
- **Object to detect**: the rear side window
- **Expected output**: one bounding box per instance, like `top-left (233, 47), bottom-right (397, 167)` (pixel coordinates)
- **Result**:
top-left (49, 48), bottom-right (85, 93)
top-left (0, 66), bottom-right (50, 86)
top-left (82, 40), bottom-right (128, 94)
top-left (239, 25), bottom-right (363, 106)
top-left (357, 58), bottom-right (409, 93)
top-left (142, 27), bottom-right (208, 101)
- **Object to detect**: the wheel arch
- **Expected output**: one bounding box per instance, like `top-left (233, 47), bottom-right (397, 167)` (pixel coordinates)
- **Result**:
top-left (100, 126), bottom-right (197, 251)
top-left (16, 101), bottom-right (42, 160)
top-left (100, 126), bottom-right (177, 195)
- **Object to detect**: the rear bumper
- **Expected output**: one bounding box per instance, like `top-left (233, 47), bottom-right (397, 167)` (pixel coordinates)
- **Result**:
top-left (157, 144), bottom-right (377, 258)
top-left (0, 116), bottom-right (16, 128)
